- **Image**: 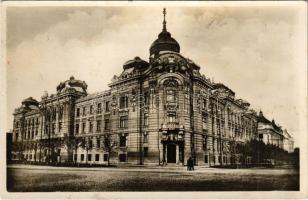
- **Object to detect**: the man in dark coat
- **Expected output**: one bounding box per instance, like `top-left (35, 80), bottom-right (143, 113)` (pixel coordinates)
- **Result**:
top-left (187, 157), bottom-right (191, 171)
top-left (187, 157), bottom-right (193, 171)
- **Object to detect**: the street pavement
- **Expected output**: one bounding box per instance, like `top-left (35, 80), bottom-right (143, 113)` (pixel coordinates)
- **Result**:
top-left (7, 164), bottom-right (297, 174)
top-left (7, 164), bottom-right (299, 191)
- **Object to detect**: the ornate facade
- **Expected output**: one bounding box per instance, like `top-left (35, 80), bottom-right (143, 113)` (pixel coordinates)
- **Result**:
top-left (11, 9), bottom-right (292, 166)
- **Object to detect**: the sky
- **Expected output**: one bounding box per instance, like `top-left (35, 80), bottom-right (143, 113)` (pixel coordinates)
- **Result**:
top-left (5, 3), bottom-right (307, 147)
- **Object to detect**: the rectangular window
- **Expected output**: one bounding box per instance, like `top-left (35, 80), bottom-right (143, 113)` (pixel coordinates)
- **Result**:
top-left (52, 124), bottom-right (55, 134)
top-left (143, 133), bottom-right (149, 143)
top-left (88, 154), bottom-right (92, 161)
top-left (120, 135), bottom-right (127, 147)
top-left (82, 107), bottom-right (86, 116)
top-left (204, 155), bottom-right (208, 163)
top-left (74, 154), bottom-right (77, 162)
top-left (75, 124), bottom-right (79, 134)
top-left (96, 120), bottom-right (101, 132)
top-left (95, 154), bottom-right (100, 161)
top-left (105, 101), bottom-right (110, 112)
top-left (120, 96), bottom-right (128, 109)
top-left (119, 154), bottom-right (127, 162)
top-left (143, 147), bottom-right (148, 157)
top-left (120, 116), bottom-right (128, 128)
top-left (103, 154), bottom-right (108, 161)
top-left (97, 137), bottom-right (100, 148)
top-left (104, 119), bottom-right (110, 130)
top-left (82, 122), bottom-right (86, 133)
top-left (90, 105), bottom-right (93, 114)
top-left (202, 98), bottom-right (207, 110)
top-left (58, 122), bottom-right (62, 132)
top-left (58, 107), bottom-right (63, 120)
top-left (202, 117), bottom-right (207, 130)
top-left (81, 154), bottom-right (84, 161)
top-left (89, 122), bottom-right (93, 133)
top-left (203, 136), bottom-right (207, 150)
top-left (89, 139), bottom-right (93, 149)
top-left (76, 108), bottom-right (80, 117)
top-left (97, 103), bottom-right (102, 113)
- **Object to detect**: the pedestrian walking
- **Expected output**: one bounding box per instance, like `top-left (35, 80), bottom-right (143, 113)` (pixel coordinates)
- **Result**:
top-left (187, 157), bottom-right (193, 171)
top-left (187, 157), bottom-right (190, 171)
top-left (191, 157), bottom-right (195, 171)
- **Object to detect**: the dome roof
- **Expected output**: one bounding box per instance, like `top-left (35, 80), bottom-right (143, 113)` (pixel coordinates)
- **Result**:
top-left (22, 97), bottom-right (39, 106)
top-left (149, 8), bottom-right (180, 57)
top-left (56, 76), bottom-right (87, 93)
top-left (150, 30), bottom-right (180, 56)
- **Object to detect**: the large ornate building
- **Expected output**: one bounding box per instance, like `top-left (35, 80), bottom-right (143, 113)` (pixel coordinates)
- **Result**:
top-left (10, 9), bottom-right (292, 166)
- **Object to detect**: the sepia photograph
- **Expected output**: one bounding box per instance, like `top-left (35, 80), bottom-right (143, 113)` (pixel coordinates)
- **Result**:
top-left (1, 1), bottom-right (307, 199)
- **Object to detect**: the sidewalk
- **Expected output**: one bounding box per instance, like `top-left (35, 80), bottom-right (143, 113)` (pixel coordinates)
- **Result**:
top-left (7, 163), bottom-right (216, 173)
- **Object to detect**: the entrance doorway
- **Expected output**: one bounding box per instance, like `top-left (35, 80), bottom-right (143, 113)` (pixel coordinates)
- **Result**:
top-left (167, 143), bottom-right (176, 163)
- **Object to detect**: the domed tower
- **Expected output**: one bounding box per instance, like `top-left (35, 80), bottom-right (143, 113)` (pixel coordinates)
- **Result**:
top-left (56, 76), bottom-right (88, 94)
top-left (149, 8), bottom-right (180, 59)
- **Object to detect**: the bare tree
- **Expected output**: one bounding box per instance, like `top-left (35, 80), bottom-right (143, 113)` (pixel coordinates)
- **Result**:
top-left (12, 141), bottom-right (24, 161)
top-left (79, 137), bottom-right (93, 165)
top-left (102, 134), bottom-right (117, 166)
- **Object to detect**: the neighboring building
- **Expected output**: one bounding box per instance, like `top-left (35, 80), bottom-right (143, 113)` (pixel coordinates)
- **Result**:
top-left (10, 9), bottom-right (288, 166)
top-left (257, 111), bottom-right (284, 148)
top-left (283, 129), bottom-right (294, 153)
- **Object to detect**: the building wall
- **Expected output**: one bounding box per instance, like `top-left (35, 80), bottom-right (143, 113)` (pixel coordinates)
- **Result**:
top-left (11, 54), bottom-right (285, 167)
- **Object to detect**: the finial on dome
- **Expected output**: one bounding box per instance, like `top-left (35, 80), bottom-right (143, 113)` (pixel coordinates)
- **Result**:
top-left (163, 8), bottom-right (167, 31)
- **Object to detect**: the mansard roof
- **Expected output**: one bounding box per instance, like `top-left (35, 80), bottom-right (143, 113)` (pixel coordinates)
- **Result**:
top-left (75, 91), bottom-right (109, 103)
top-left (213, 83), bottom-right (235, 96)
top-left (271, 119), bottom-right (282, 132)
top-left (258, 111), bottom-right (271, 124)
